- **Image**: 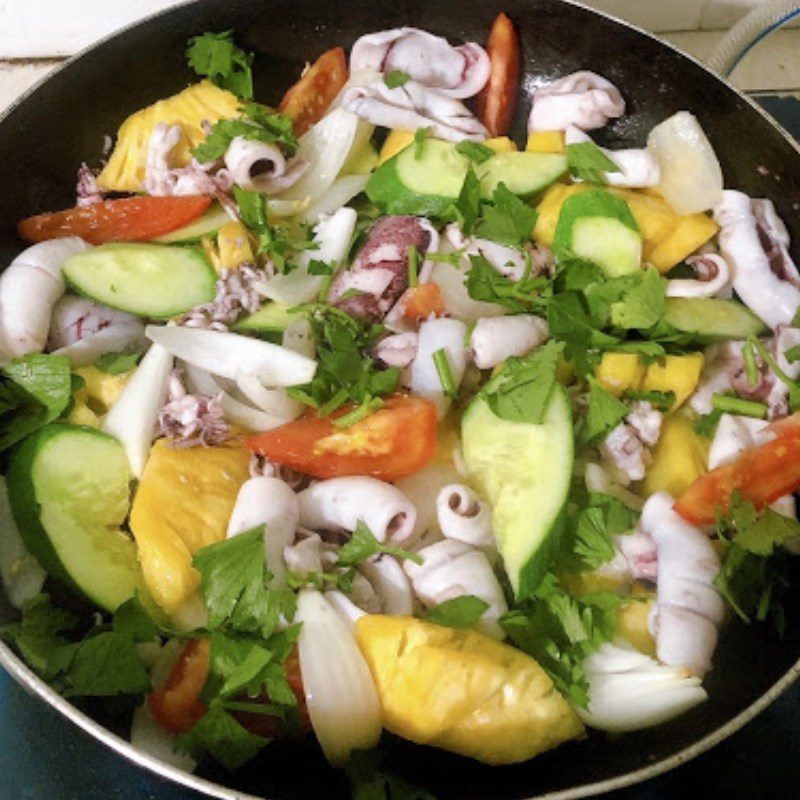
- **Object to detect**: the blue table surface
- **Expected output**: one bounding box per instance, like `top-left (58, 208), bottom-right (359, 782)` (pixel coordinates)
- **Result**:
top-left (2, 95), bottom-right (800, 800)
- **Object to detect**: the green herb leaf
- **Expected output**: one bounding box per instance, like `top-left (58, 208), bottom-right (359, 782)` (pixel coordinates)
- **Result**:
top-left (337, 521), bottom-right (422, 568)
top-left (455, 141), bottom-right (495, 164)
top-left (307, 259), bottom-right (334, 276)
top-left (113, 596), bottom-right (160, 643)
top-left (424, 596), bottom-right (489, 628)
top-left (453, 167), bottom-right (482, 235)
top-left (480, 340), bottom-right (563, 424)
top-left (694, 408), bottom-right (723, 439)
top-left (465, 254), bottom-right (550, 314)
top-left (178, 706), bottom-right (269, 769)
top-left (186, 31), bottom-right (254, 99)
top-left (413, 127), bottom-right (431, 160)
top-left (475, 182), bottom-right (538, 247)
top-left (94, 351), bottom-right (141, 375)
top-left (346, 749), bottom-right (438, 800)
top-left (566, 141), bottom-right (620, 184)
top-left (580, 378), bottom-right (629, 447)
top-left (623, 389), bottom-right (676, 411)
top-left (384, 70), bottom-right (412, 89)
top-left (62, 632), bottom-right (150, 697)
top-left (607, 267), bottom-right (666, 331)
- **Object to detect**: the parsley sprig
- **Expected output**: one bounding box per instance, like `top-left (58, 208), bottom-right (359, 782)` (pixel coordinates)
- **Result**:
top-left (186, 30), bottom-right (254, 99)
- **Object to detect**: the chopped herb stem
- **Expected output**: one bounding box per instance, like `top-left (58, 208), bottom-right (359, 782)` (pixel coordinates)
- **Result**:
top-left (432, 348), bottom-right (456, 398)
top-left (318, 388), bottom-right (350, 417)
top-left (332, 396), bottom-right (384, 428)
top-left (711, 393), bottom-right (768, 419)
top-left (407, 245), bottom-right (419, 288)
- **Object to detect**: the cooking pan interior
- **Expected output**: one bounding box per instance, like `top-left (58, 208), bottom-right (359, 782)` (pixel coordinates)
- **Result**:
top-left (1, 0), bottom-right (800, 798)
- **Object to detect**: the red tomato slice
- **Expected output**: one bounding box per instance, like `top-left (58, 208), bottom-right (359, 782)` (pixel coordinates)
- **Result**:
top-left (245, 395), bottom-right (438, 481)
top-left (279, 47), bottom-right (348, 136)
top-left (18, 195), bottom-right (212, 245)
top-left (404, 283), bottom-right (445, 322)
top-left (148, 638), bottom-right (209, 735)
top-left (674, 413), bottom-right (800, 525)
top-left (476, 13), bottom-right (521, 137)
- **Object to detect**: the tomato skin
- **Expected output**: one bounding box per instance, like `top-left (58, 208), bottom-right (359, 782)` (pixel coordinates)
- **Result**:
top-left (148, 638), bottom-right (210, 735)
top-left (279, 47), bottom-right (348, 136)
top-left (675, 413), bottom-right (800, 525)
top-left (18, 196), bottom-right (212, 246)
top-left (476, 13), bottom-right (521, 137)
top-left (245, 395), bottom-right (438, 481)
top-left (404, 283), bottom-right (445, 323)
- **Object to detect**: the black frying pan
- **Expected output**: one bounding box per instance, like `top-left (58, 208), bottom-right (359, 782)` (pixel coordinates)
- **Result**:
top-left (1, 1), bottom-right (800, 798)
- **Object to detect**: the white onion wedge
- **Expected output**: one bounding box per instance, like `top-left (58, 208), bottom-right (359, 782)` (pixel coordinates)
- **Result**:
top-left (647, 111), bottom-right (723, 214)
top-left (296, 590), bottom-right (382, 764)
top-left (411, 317), bottom-right (468, 419)
top-left (52, 325), bottom-right (147, 367)
top-left (276, 109), bottom-right (371, 202)
top-left (146, 325), bottom-right (316, 387)
top-left (301, 175), bottom-right (369, 224)
top-left (102, 343), bottom-right (173, 478)
top-left (261, 207), bottom-right (358, 306)
top-left (429, 261), bottom-right (506, 322)
top-left (183, 364), bottom-right (292, 433)
top-left (130, 704), bottom-right (197, 772)
top-left (580, 643), bottom-right (707, 732)
top-left (282, 318), bottom-right (316, 359)
top-left (0, 476), bottom-right (46, 609)
top-left (235, 371), bottom-right (303, 420)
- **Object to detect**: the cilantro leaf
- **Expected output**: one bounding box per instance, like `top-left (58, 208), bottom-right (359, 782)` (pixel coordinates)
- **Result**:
top-left (608, 267), bottom-right (666, 331)
top-left (384, 70), bottom-right (412, 89)
top-left (500, 574), bottom-right (624, 707)
top-left (337, 521), bottom-right (422, 567)
top-left (94, 351), bottom-right (141, 375)
top-left (465, 254), bottom-right (550, 314)
top-left (455, 141), bottom-right (495, 164)
top-left (178, 706), bottom-right (268, 769)
top-left (194, 103), bottom-right (297, 163)
top-left (480, 340), bottom-right (563, 424)
top-left (0, 354), bottom-right (72, 452)
top-left (567, 141), bottom-right (620, 184)
top-left (186, 30), bottom-right (254, 99)
top-left (113, 596), bottom-right (160, 643)
top-left (452, 167), bottom-right (482, 235)
top-left (62, 632), bottom-right (150, 697)
top-left (694, 408), bottom-right (723, 439)
top-left (580, 378), bottom-right (629, 447)
top-left (346, 749), bottom-right (438, 800)
top-left (424, 596), bottom-right (489, 628)
top-left (475, 183), bottom-right (538, 247)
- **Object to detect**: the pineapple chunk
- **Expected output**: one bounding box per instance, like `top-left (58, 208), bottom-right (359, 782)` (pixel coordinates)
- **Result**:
top-left (98, 80), bottom-right (241, 192)
top-left (355, 615), bottom-right (583, 764)
top-left (485, 136), bottom-right (517, 153)
top-left (617, 594), bottom-right (657, 657)
top-left (129, 439), bottom-right (251, 613)
top-left (378, 129), bottom-right (415, 165)
top-left (642, 412), bottom-right (709, 498)
top-left (595, 353), bottom-right (646, 398)
top-left (647, 213), bottom-right (720, 272)
top-left (526, 130), bottom-right (566, 154)
top-left (67, 365), bottom-right (133, 427)
top-left (217, 222), bottom-right (255, 271)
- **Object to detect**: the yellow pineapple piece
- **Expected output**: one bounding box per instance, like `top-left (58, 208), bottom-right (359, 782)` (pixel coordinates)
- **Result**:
top-left (484, 136), bottom-right (517, 153)
top-left (378, 129), bottom-right (415, 165)
top-left (217, 222), bottom-right (255, 270)
top-left (129, 439), bottom-right (251, 614)
top-left (526, 130), bottom-right (566, 154)
top-left (617, 594), bottom-right (657, 657)
top-left (67, 365), bottom-right (133, 427)
top-left (647, 213), bottom-right (720, 272)
top-left (642, 412), bottom-right (709, 498)
top-left (98, 81), bottom-right (241, 192)
top-left (595, 353), bottom-right (646, 398)
top-left (355, 615), bottom-right (583, 764)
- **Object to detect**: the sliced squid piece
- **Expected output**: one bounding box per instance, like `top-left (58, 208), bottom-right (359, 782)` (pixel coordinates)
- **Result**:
top-left (284, 533), bottom-right (324, 578)
top-left (297, 476), bottom-right (417, 543)
top-left (642, 492), bottom-right (724, 677)
top-left (580, 643), bottom-right (707, 733)
top-left (341, 80), bottom-right (488, 142)
top-left (666, 253), bottom-right (731, 299)
top-left (404, 539), bottom-right (507, 639)
top-left (223, 135), bottom-right (308, 193)
top-left (394, 463), bottom-right (463, 543)
top-left (411, 317), bottom-right (468, 419)
top-left (470, 315), bottom-right (549, 370)
top-left (528, 70), bottom-right (625, 133)
top-left (565, 127), bottom-right (659, 188)
top-left (714, 190), bottom-right (800, 329)
top-left (350, 28), bottom-right (490, 99)
top-left (0, 237), bottom-right (91, 361)
top-left (372, 332), bottom-right (418, 368)
top-left (435, 484), bottom-right (494, 547)
top-left (752, 198), bottom-right (800, 286)
top-left (226, 476), bottom-right (299, 589)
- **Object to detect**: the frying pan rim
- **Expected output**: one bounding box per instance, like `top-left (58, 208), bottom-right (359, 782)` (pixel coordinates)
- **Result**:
top-left (1, 1), bottom-right (799, 798)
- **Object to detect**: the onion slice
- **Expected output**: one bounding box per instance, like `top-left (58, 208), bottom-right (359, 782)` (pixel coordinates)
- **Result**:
top-left (102, 342), bottom-right (173, 478)
top-left (146, 325), bottom-right (316, 387)
top-left (296, 589), bottom-right (382, 764)
top-left (235, 371), bottom-right (303, 420)
top-left (301, 175), bottom-right (369, 224)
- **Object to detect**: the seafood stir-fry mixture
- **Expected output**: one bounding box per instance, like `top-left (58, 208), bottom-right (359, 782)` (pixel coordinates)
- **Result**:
top-left (2, 14), bottom-right (800, 790)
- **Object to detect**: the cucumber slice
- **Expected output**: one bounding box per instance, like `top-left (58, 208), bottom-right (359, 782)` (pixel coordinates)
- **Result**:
top-left (664, 297), bottom-right (768, 343)
top-left (152, 204), bottom-right (231, 244)
top-left (367, 140), bottom-right (567, 215)
top-left (461, 385), bottom-right (573, 599)
top-left (7, 424), bottom-right (144, 611)
top-left (63, 243), bottom-right (216, 318)
top-left (554, 189), bottom-right (642, 277)
top-left (477, 151), bottom-right (568, 199)
top-left (232, 302), bottom-right (302, 335)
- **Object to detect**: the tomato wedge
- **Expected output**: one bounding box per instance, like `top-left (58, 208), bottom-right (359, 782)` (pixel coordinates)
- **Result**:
top-left (148, 638), bottom-right (210, 735)
top-left (404, 283), bottom-right (445, 322)
top-left (674, 413), bottom-right (800, 525)
top-left (18, 195), bottom-right (212, 245)
top-left (279, 47), bottom-right (348, 136)
top-left (476, 13), bottom-right (521, 137)
top-left (246, 395), bottom-right (438, 481)
top-left (148, 640), bottom-right (310, 737)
